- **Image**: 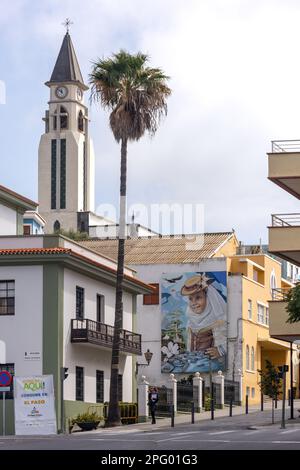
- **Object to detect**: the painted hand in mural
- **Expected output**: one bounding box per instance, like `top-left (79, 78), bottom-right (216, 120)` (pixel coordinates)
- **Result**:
top-left (205, 347), bottom-right (221, 359)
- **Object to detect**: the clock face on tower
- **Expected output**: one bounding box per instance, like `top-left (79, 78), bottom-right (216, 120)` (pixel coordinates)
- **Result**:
top-left (55, 86), bottom-right (68, 99)
top-left (77, 87), bottom-right (83, 101)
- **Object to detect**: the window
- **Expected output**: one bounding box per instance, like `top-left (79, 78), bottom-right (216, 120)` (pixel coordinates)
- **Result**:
top-left (118, 374), bottom-right (123, 402)
top-left (53, 220), bottom-right (60, 232)
top-left (246, 345), bottom-right (250, 370)
top-left (76, 287), bottom-right (84, 320)
top-left (143, 283), bottom-right (159, 305)
top-left (0, 364), bottom-right (14, 399)
top-left (257, 304), bottom-right (265, 324)
top-left (78, 110), bottom-right (84, 132)
top-left (265, 307), bottom-right (269, 326)
top-left (53, 110), bottom-right (57, 130)
top-left (97, 294), bottom-right (105, 324)
top-left (251, 387), bottom-right (255, 398)
top-left (23, 225), bottom-right (31, 235)
top-left (251, 347), bottom-right (255, 371)
top-left (60, 139), bottom-right (66, 209)
top-left (246, 386), bottom-right (250, 397)
top-left (96, 370), bottom-right (104, 403)
top-left (51, 139), bottom-right (57, 209)
top-left (60, 106), bottom-right (68, 129)
top-left (247, 299), bottom-right (252, 320)
top-left (0, 281), bottom-right (15, 315)
top-left (76, 366), bottom-right (84, 401)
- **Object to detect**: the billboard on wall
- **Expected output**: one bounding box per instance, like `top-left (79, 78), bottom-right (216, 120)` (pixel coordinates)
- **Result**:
top-left (14, 375), bottom-right (57, 435)
top-left (161, 272), bottom-right (227, 374)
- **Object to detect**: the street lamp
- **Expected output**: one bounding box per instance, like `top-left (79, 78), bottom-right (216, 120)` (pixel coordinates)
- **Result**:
top-left (135, 349), bottom-right (153, 376)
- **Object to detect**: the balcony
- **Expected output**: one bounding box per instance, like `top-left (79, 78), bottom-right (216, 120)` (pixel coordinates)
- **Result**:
top-left (268, 140), bottom-right (300, 199)
top-left (71, 319), bottom-right (142, 355)
top-left (269, 288), bottom-right (300, 342)
top-left (268, 213), bottom-right (300, 266)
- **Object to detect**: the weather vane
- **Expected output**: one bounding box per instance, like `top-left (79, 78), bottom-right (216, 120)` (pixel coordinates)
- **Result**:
top-left (62, 18), bottom-right (73, 33)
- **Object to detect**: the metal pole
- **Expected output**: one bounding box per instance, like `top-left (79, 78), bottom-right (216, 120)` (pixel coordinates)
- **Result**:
top-left (191, 401), bottom-right (195, 424)
top-left (2, 391), bottom-right (5, 437)
top-left (275, 393), bottom-right (278, 409)
top-left (281, 369), bottom-right (286, 429)
top-left (260, 392), bottom-right (264, 411)
top-left (288, 389), bottom-right (291, 407)
top-left (60, 368), bottom-right (64, 433)
top-left (245, 394), bottom-right (248, 414)
top-left (229, 398), bottom-right (233, 417)
top-left (211, 399), bottom-right (214, 420)
top-left (290, 342), bottom-right (294, 419)
top-left (171, 405), bottom-right (174, 427)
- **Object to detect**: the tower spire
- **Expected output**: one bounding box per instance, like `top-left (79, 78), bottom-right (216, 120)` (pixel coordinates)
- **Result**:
top-left (46, 28), bottom-right (88, 90)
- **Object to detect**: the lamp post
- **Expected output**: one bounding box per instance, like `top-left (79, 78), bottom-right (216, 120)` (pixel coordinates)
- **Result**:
top-left (135, 349), bottom-right (153, 376)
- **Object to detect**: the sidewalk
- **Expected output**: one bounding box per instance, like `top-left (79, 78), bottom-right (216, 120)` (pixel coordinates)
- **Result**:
top-left (89, 399), bottom-right (300, 433)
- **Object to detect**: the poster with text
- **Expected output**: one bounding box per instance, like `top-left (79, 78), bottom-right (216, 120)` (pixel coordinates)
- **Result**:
top-left (161, 272), bottom-right (227, 374)
top-left (14, 375), bottom-right (57, 435)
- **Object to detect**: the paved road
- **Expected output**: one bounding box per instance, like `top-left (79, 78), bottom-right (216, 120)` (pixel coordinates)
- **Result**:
top-left (2, 408), bottom-right (300, 450)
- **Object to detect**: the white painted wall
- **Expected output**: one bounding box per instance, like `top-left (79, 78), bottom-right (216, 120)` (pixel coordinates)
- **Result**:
top-left (63, 268), bottom-right (134, 402)
top-left (0, 265), bottom-right (43, 376)
top-left (0, 204), bottom-right (17, 235)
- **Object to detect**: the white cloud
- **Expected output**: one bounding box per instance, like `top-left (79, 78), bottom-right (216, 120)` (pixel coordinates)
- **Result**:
top-left (2, 0), bottom-right (300, 243)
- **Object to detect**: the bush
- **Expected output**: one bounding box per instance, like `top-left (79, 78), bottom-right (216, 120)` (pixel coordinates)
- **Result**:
top-left (74, 411), bottom-right (102, 424)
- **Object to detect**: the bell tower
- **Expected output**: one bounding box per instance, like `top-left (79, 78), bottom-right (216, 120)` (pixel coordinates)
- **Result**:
top-left (38, 30), bottom-right (95, 233)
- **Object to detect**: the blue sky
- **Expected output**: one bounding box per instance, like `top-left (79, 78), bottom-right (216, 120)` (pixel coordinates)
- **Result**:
top-left (2, 0), bottom-right (300, 242)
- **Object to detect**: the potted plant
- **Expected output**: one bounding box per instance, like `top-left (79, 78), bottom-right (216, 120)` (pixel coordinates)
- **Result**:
top-left (74, 412), bottom-right (101, 431)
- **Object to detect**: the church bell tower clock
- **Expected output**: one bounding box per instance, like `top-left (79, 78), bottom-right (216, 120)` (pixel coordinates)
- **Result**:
top-left (38, 29), bottom-right (95, 234)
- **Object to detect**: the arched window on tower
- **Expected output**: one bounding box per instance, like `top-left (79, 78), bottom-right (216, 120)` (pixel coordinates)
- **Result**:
top-left (53, 220), bottom-right (61, 233)
top-left (60, 106), bottom-right (68, 130)
top-left (78, 110), bottom-right (84, 132)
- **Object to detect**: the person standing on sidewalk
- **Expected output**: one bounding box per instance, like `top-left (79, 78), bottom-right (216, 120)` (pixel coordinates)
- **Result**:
top-left (148, 387), bottom-right (159, 424)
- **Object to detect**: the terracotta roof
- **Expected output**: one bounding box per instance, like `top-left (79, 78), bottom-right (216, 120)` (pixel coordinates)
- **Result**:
top-left (0, 247), bottom-right (152, 291)
top-left (0, 185), bottom-right (38, 208)
top-left (80, 233), bottom-right (234, 265)
top-left (0, 248), bottom-right (69, 256)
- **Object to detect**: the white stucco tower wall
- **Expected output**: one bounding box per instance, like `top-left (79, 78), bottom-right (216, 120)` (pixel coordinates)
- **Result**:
top-left (38, 32), bottom-right (95, 234)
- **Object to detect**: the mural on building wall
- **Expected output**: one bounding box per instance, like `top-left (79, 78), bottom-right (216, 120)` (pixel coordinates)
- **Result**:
top-left (161, 272), bottom-right (227, 374)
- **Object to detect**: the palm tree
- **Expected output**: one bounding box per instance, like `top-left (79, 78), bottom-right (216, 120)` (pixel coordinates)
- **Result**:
top-left (90, 50), bottom-right (171, 426)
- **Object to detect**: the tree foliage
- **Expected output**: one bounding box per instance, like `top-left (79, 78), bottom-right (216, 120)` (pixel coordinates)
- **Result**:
top-left (258, 360), bottom-right (281, 399)
top-left (285, 283), bottom-right (300, 323)
top-left (90, 50), bottom-right (171, 143)
top-left (54, 228), bottom-right (89, 241)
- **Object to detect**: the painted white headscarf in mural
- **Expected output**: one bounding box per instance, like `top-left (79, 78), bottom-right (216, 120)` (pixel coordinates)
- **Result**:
top-left (186, 284), bottom-right (227, 356)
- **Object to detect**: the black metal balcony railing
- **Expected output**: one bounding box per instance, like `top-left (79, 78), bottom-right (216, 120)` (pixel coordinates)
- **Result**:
top-left (271, 140), bottom-right (300, 153)
top-left (271, 213), bottom-right (300, 227)
top-left (71, 319), bottom-right (142, 355)
top-left (271, 287), bottom-right (291, 301)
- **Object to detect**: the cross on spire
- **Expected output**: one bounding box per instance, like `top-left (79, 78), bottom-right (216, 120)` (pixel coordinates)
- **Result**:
top-left (62, 18), bottom-right (73, 33)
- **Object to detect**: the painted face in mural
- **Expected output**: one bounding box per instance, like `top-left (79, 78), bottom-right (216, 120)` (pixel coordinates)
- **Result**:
top-left (188, 289), bottom-right (207, 314)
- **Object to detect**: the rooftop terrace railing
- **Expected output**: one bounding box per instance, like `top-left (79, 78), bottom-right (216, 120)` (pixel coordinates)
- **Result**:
top-left (271, 287), bottom-right (292, 301)
top-left (271, 213), bottom-right (300, 227)
top-left (271, 140), bottom-right (300, 153)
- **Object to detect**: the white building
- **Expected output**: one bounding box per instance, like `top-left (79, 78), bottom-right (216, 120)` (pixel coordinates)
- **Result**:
top-left (0, 233), bottom-right (152, 434)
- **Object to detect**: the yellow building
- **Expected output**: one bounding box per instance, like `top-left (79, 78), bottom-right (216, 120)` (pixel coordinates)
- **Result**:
top-left (228, 252), bottom-right (294, 403)
top-left (82, 233), bottom-right (296, 404)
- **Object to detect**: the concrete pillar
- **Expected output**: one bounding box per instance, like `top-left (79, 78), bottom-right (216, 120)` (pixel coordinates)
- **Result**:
top-left (193, 372), bottom-right (203, 412)
top-left (213, 370), bottom-right (225, 408)
top-left (235, 368), bottom-right (243, 405)
top-left (169, 373), bottom-right (177, 414)
top-left (138, 375), bottom-right (149, 423)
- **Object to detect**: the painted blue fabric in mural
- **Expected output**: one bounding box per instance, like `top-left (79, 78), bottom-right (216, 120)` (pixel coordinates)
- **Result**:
top-left (161, 272), bottom-right (227, 374)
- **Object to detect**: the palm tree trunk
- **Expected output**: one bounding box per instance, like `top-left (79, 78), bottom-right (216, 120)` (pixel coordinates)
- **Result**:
top-left (106, 137), bottom-right (128, 427)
